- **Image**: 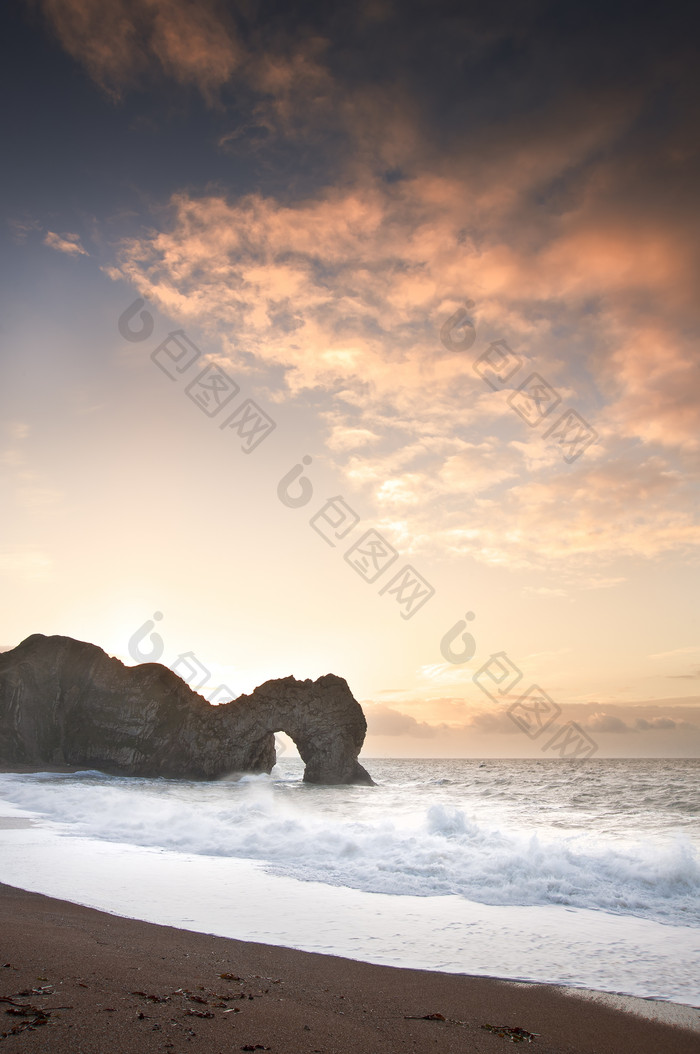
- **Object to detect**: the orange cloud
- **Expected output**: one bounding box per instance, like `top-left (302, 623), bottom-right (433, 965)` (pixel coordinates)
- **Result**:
top-left (105, 172), bottom-right (700, 572)
top-left (35, 0), bottom-right (336, 114)
top-left (37, 0), bottom-right (241, 97)
top-left (44, 231), bottom-right (88, 255)
top-left (602, 324), bottom-right (700, 452)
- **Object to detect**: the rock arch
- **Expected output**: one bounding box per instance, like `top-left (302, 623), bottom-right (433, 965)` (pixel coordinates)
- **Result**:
top-left (0, 635), bottom-right (374, 785)
top-left (224, 673), bottom-right (374, 785)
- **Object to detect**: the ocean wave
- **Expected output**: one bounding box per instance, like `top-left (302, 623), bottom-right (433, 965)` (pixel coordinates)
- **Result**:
top-left (1, 772), bottom-right (698, 927)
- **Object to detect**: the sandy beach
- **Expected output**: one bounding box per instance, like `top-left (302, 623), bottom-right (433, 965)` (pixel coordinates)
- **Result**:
top-left (0, 882), bottom-right (698, 1054)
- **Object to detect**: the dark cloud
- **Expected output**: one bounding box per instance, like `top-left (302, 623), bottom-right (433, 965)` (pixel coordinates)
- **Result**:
top-left (364, 702), bottom-right (439, 737)
top-left (584, 713), bottom-right (632, 733)
top-left (363, 700), bottom-right (699, 741)
top-left (466, 710), bottom-right (518, 734)
top-left (635, 716), bottom-right (678, 731)
top-left (579, 707), bottom-right (698, 734)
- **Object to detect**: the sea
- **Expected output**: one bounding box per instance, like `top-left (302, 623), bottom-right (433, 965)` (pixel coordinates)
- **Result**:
top-left (0, 757), bottom-right (698, 1011)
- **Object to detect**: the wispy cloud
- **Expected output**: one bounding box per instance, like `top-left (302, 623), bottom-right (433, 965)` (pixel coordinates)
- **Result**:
top-left (8, 218), bottom-right (42, 243)
top-left (667, 668), bottom-right (700, 681)
top-left (44, 231), bottom-right (88, 256)
top-left (36, 0), bottom-right (242, 99)
top-left (35, 0), bottom-right (336, 116)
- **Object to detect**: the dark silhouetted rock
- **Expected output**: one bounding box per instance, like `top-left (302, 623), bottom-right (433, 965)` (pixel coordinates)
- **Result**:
top-left (0, 634), bottom-right (374, 785)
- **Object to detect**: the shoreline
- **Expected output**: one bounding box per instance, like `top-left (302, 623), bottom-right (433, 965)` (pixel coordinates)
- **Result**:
top-left (0, 882), bottom-right (698, 1053)
top-left (1, 767), bottom-right (700, 1019)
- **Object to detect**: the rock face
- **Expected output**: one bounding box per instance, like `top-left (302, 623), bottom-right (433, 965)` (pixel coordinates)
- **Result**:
top-left (0, 634), bottom-right (374, 785)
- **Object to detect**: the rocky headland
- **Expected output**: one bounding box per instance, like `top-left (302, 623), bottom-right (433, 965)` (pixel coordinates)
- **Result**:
top-left (0, 634), bottom-right (373, 785)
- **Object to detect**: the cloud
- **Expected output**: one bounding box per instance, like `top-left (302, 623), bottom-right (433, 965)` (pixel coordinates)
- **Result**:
top-left (416, 664), bottom-right (475, 688)
top-left (529, 706), bottom-right (696, 736)
top-left (599, 322), bottom-right (700, 454)
top-left (325, 425), bottom-right (382, 452)
top-left (8, 218), bottom-right (42, 243)
top-left (583, 712), bottom-right (632, 733)
top-left (35, 0), bottom-right (336, 118)
top-left (44, 231), bottom-right (88, 256)
top-left (363, 701), bottom-right (439, 738)
top-left (363, 700), bottom-right (524, 739)
top-left (635, 716), bottom-right (678, 731)
top-left (359, 695), bottom-right (700, 755)
top-left (464, 710), bottom-right (518, 734)
top-left (36, 0), bottom-right (243, 99)
top-left (667, 668), bottom-right (700, 680)
top-left (425, 454), bottom-right (700, 576)
top-left (366, 697), bottom-right (700, 738)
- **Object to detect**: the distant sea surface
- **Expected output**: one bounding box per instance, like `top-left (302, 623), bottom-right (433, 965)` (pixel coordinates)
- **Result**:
top-left (0, 758), bottom-right (698, 1006)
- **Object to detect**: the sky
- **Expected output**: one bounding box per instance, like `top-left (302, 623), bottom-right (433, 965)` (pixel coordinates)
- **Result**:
top-left (1, 0), bottom-right (699, 758)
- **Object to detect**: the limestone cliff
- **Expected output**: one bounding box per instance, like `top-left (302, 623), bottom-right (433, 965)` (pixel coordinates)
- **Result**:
top-left (0, 634), bottom-right (373, 785)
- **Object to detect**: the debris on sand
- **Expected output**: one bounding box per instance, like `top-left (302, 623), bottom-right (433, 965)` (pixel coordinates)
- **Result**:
top-left (481, 1023), bottom-right (539, 1042)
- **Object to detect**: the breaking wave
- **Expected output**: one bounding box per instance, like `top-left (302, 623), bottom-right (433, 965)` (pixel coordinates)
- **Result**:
top-left (1, 769), bottom-right (698, 927)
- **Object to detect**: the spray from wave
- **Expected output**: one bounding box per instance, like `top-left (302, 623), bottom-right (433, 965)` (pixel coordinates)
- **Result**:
top-left (1, 771), bottom-right (698, 927)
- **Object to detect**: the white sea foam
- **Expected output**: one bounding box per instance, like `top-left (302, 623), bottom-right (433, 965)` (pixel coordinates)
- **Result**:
top-left (0, 762), bottom-right (698, 927)
top-left (1, 760), bottom-right (699, 1006)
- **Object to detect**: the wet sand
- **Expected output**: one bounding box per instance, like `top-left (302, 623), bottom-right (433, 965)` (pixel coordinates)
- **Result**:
top-left (0, 882), bottom-right (698, 1053)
